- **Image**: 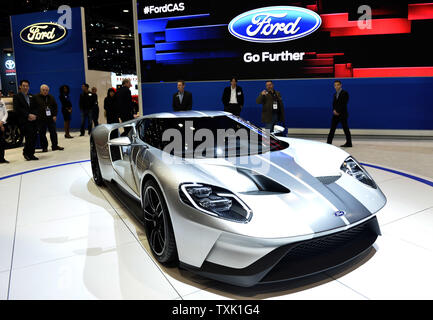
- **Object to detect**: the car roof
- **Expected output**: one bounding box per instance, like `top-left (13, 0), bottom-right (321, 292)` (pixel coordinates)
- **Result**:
top-left (142, 111), bottom-right (230, 119)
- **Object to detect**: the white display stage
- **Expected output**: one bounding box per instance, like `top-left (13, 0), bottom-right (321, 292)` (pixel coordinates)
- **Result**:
top-left (1, 160), bottom-right (433, 300)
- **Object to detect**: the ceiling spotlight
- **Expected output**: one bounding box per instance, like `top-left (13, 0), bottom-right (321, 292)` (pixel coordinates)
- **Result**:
top-left (123, 9), bottom-right (129, 13)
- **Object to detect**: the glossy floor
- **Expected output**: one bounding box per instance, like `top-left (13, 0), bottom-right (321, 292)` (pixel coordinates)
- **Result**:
top-left (0, 134), bottom-right (433, 300)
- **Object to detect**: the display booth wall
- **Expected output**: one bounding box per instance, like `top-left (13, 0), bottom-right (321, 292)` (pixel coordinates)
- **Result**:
top-left (10, 7), bottom-right (87, 129)
top-left (141, 77), bottom-right (433, 131)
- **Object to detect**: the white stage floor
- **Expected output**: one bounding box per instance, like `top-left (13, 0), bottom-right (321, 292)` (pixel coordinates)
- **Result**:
top-left (1, 159), bottom-right (433, 300)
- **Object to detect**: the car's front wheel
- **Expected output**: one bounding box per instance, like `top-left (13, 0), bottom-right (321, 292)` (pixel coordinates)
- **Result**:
top-left (142, 180), bottom-right (178, 265)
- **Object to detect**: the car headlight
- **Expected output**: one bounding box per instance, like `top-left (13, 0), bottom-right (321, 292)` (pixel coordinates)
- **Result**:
top-left (179, 183), bottom-right (253, 223)
top-left (341, 157), bottom-right (377, 188)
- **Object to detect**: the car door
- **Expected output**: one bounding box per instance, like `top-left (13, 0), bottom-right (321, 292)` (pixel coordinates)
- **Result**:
top-left (129, 129), bottom-right (151, 195)
top-left (110, 124), bottom-right (142, 195)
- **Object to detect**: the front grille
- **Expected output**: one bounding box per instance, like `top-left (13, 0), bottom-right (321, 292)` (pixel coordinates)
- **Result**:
top-left (287, 221), bottom-right (369, 258)
top-left (260, 217), bottom-right (379, 283)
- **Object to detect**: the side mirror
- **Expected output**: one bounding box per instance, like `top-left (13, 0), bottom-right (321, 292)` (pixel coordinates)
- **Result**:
top-left (108, 136), bottom-right (131, 146)
top-left (272, 125), bottom-right (285, 135)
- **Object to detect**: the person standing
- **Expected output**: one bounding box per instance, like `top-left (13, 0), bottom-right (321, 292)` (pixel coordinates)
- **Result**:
top-left (33, 84), bottom-right (64, 152)
top-left (59, 85), bottom-right (73, 139)
top-left (222, 77), bottom-right (244, 117)
top-left (172, 80), bottom-right (192, 112)
top-left (116, 79), bottom-right (136, 135)
top-left (13, 80), bottom-right (39, 161)
top-left (116, 79), bottom-right (135, 123)
top-left (91, 87), bottom-right (99, 127)
top-left (256, 81), bottom-right (285, 131)
top-left (104, 88), bottom-right (118, 124)
top-left (0, 91), bottom-right (9, 163)
top-left (327, 80), bottom-right (352, 148)
top-left (79, 83), bottom-right (93, 136)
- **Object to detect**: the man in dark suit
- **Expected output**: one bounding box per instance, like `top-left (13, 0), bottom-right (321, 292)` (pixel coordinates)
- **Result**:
top-left (116, 78), bottom-right (136, 136)
top-left (116, 79), bottom-right (136, 122)
top-left (172, 80), bottom-right (192, 112)
top-left (13, 80), bottom-right (39, 161)
top-left (33, 84), bottom-right (64, 152)
top-left (327, 80), bottom-right (352, 148)
top-left (256, 81), bottom-right (285, 131)
top-left (79, 83), bottom-right (94, 136)
top-left (222, 77), bottom-right (244, 116)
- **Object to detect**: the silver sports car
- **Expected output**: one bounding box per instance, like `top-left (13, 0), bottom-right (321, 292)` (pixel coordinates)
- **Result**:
top-left (90, 111), bottom-right (386, 287)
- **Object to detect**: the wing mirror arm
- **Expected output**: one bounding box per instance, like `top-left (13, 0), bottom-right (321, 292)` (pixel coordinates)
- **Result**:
top-left (108, 137), bottom-right (132, 147)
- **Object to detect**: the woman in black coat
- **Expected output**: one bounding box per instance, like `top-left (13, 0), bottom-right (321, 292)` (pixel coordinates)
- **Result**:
top-left (104, 88), bottom-right (119, 124)
top-left (59, 85), bottom-right (73, 138)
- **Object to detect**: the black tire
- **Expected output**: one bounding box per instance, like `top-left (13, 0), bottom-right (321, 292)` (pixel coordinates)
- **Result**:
top-left (142, 180), bottom-right (178, 265)
top-left (90, 139), bottom-right (104, 186)
top-left (4, 122), bottom-right (23, 149)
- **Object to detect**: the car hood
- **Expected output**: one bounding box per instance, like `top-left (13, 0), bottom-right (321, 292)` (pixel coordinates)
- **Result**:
top-left (159, 139), bottom-right (386, 238)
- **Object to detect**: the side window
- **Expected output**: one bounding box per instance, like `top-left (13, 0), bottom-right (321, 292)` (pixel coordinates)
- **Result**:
top-left (138, 119), bottom-right (150, 144)
top-left (138, 119), bottom-right (163, 149)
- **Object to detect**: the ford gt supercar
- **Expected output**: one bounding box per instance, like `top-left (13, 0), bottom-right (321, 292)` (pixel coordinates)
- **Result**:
top-left (90, 111), bottom-right (386, 287)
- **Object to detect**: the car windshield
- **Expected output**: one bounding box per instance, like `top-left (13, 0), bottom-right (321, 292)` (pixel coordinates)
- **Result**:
top-left (137, 115), bottom-right (289, 158)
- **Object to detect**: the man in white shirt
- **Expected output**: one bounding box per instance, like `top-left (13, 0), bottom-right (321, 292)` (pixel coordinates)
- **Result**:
top-left (222, 77), bottom-right (244, 116)
top-left (0, 91), bottom-right (9, 163)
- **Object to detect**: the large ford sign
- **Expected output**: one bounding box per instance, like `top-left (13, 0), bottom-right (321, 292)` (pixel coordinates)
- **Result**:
top-left (20, 22), bottom-right (67, 45)
top-left (228, 6), bottom-right (322, 43)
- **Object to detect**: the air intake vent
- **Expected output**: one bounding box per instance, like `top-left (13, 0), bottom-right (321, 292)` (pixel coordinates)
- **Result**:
top-left (316, 175), bottom-right (341, 185)
top-left (237, 167), bottom-right (291, 194)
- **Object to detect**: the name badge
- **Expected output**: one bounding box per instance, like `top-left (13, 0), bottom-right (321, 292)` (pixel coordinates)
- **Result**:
top-left (237, 92), bottom-right (242, 96)
top-left (273, 102), bottom-right (278, 110)
top-left (46, 107), bottom-right (51, 117)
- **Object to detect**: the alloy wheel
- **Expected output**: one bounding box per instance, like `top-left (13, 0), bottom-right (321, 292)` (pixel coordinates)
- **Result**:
top-left (143, 186), bottom-right (167, 256)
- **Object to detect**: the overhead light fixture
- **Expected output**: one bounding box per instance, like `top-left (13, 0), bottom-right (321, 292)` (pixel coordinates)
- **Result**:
top-left (123, 9), bottom-right (129, 13)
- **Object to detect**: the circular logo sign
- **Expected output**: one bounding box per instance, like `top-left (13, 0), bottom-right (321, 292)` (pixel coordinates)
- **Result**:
top-left (20, 22), bottom-right (67, 45)
top-left (228, 6), bottom-right (322, 43)
top-left (5, 60), bottom-right (15, 70)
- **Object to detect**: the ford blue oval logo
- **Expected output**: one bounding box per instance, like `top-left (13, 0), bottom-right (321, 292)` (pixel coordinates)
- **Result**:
top-left (228, 6), bottom-right (322, 43)
top-left (335, 211), bottom-right (346, 217)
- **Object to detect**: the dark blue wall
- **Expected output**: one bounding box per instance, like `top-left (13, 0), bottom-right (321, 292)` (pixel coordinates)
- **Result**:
top-left (142, 77), bottom-right (433, 130)
top-left (11, 8), bottom-right (86, 129)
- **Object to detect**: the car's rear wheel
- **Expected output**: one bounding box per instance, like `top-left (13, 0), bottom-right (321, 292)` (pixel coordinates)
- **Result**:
top-left (90, 139), bottom-right (104, 186)
top-left (142, 180), bottom-right (178, 265)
